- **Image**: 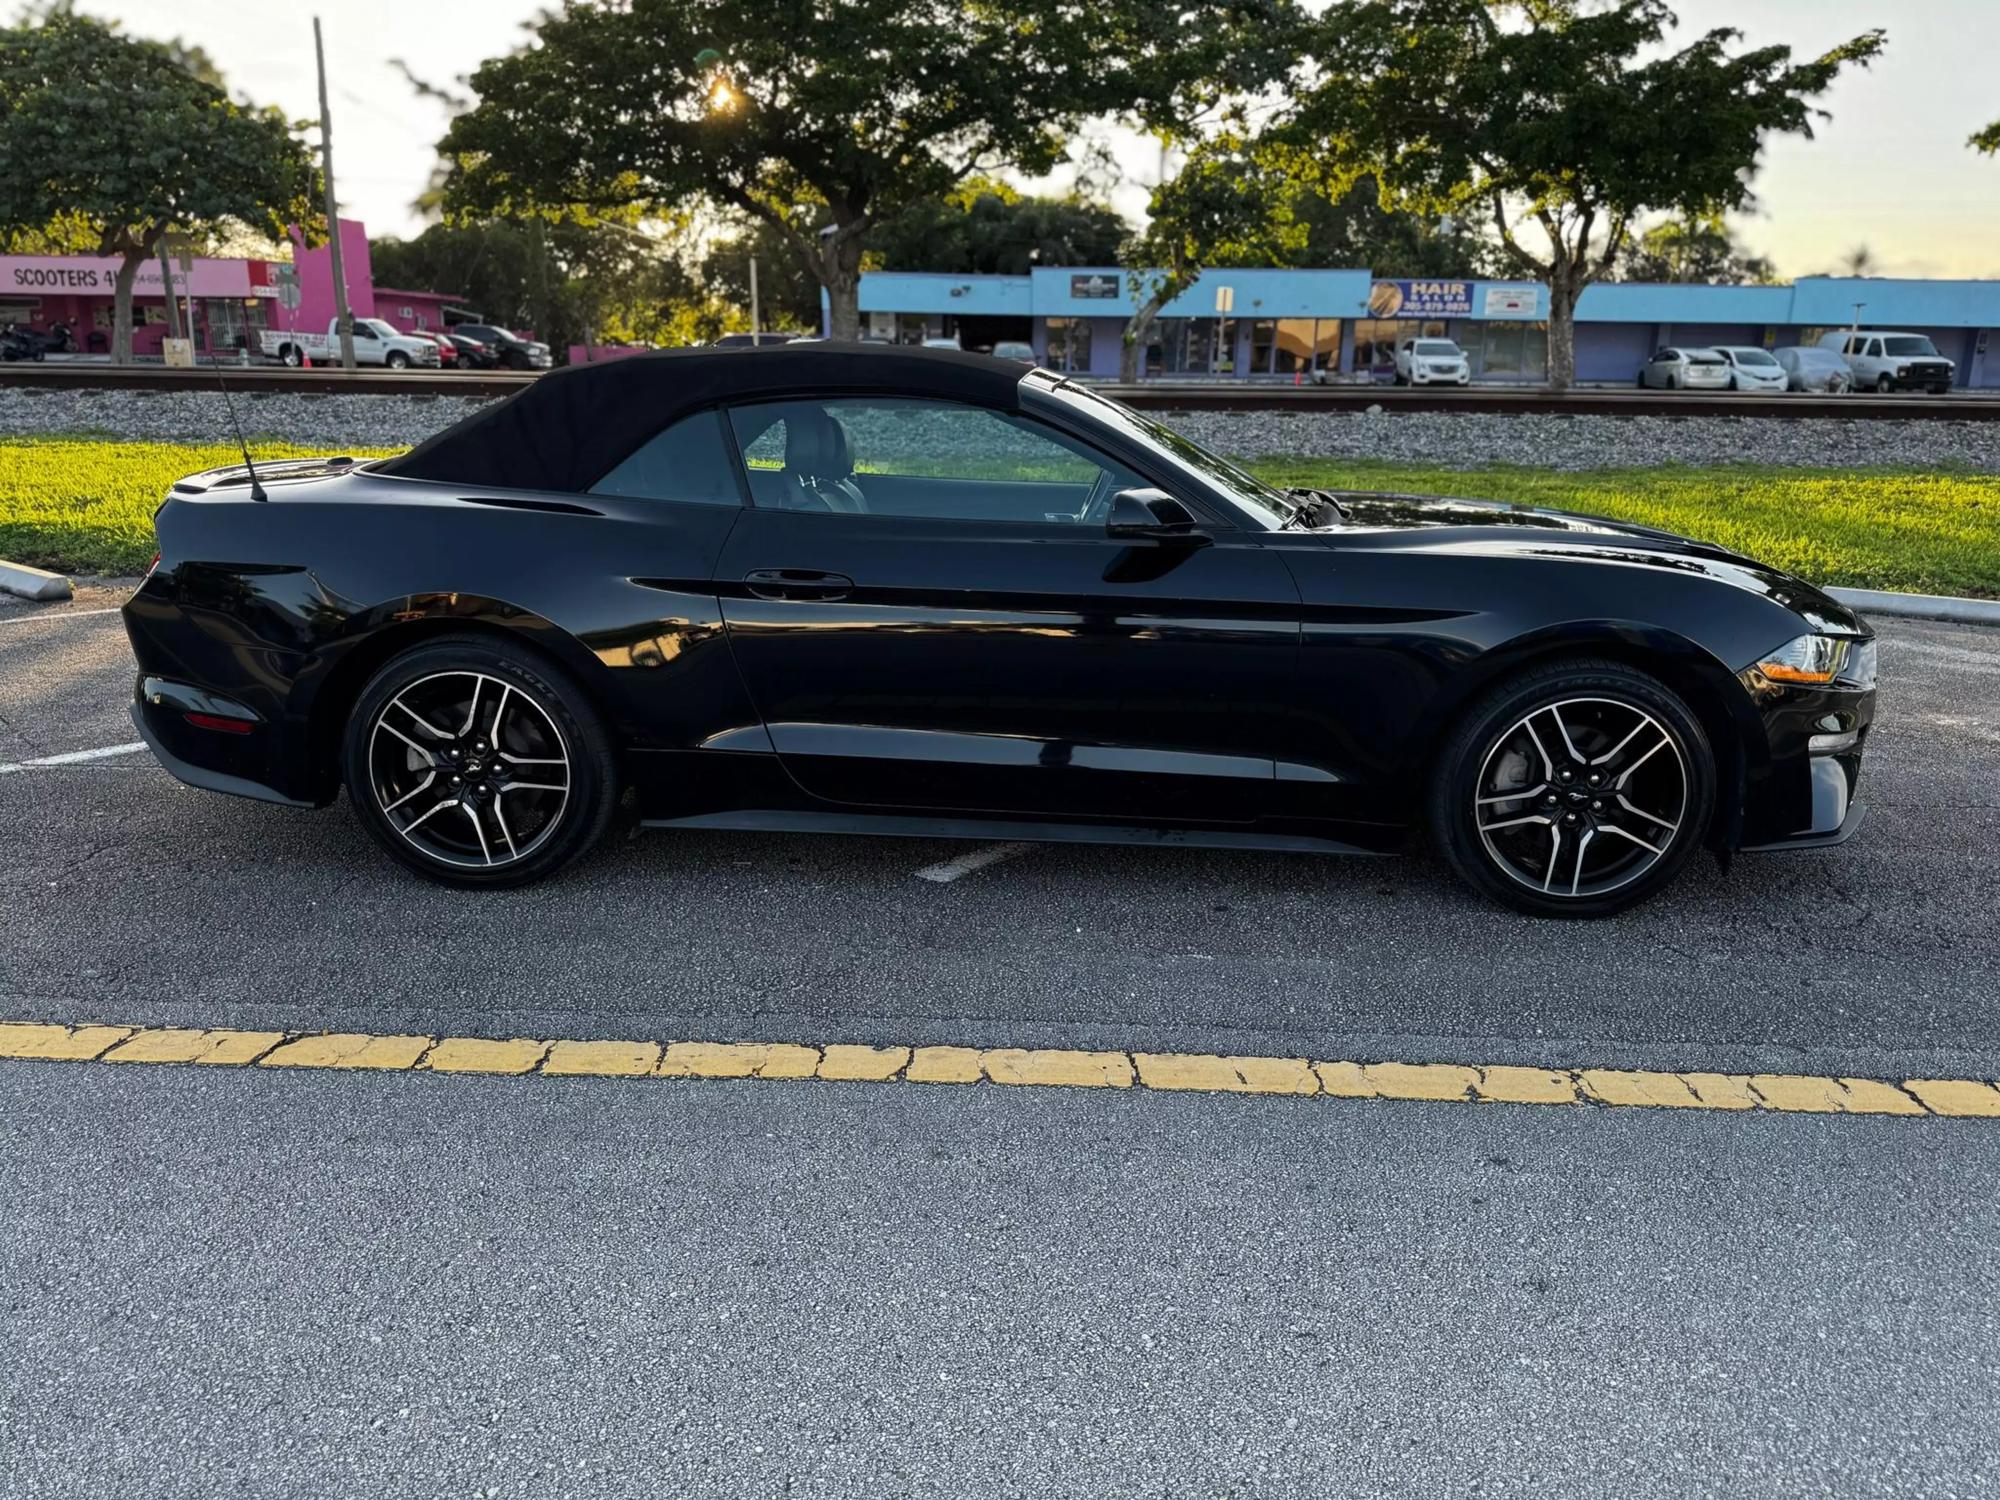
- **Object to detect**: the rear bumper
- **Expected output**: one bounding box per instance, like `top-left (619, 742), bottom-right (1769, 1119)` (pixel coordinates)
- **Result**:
top-left (129, 699), bottom-right (313, 808)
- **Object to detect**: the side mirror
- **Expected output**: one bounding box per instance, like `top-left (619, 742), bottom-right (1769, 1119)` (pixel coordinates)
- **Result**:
top-left (1106, 487), bottom-right (1208, 542)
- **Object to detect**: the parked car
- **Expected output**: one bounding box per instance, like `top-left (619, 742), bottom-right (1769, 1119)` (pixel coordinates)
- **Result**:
top-left (1710, 346), bottom-right (1789, 394)
top-left (1638, 347), bottom-right (1731, 391)
top-left (124, 345), bottom-right (1877, 917)
top-left (417, 332), bottom-right (458, 367)
top-left (452, 322), bottom-right (553, 370)
top-left (259, 317), bottom-right (440, 369)
top-left (1817, 330), bottom-right (1955, 394)
top-left (711, 332), bottom-right (795, 348)
top-left (1773, 345), bottom-right (1854, 394)
top-left (1392, 337), bottom-right (1471, 386)
top-left (921, 336), bottom-right (962, 350)
top-left (447, 333), bottom-right (500, 370)
top-left (991, 340), bottom-right (1037, 365)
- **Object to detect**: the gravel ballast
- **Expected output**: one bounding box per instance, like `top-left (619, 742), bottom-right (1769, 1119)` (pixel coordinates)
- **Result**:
top-left (6, 384), bottom-right (2000, 471)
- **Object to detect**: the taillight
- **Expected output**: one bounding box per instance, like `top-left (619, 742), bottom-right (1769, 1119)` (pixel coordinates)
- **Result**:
top-left (184, 712), bottom-right (255, 734)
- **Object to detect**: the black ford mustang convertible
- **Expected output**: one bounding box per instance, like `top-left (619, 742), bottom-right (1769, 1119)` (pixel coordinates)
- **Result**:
top-left (124, 346), bottom-right (1875, 915)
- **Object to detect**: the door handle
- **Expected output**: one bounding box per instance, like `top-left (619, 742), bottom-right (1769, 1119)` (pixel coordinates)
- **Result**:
top-left (743, 568), bottom-right (854, 601)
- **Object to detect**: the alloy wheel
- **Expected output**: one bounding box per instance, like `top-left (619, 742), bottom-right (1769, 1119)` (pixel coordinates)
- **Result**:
top-left (366, 670), bottom-right (571, 869)
top-left (1472, 696), bottom-right (1689, 900)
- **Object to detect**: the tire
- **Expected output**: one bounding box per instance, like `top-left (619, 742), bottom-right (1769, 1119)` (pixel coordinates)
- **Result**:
top-left (1636, 372), bottom-right (1647, 388)
top-left (341, 635), bottom-right (618, 888)
top-left (1877, 374), bottom-right (1893, 394)
top-left (281, 345), bottom-right (302, 367)
top-left (1427, 658), bottom-right (1716, 918)
top-left (385, 351), bottom-right (410, 370)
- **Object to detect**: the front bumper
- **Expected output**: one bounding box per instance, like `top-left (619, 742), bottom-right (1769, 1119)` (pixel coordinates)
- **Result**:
top-left (1734, 672), bottom-right (1876, 850)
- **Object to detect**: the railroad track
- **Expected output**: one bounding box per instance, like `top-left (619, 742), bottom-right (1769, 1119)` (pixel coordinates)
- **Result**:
top-left (4, 360), bottom-right (1997, 420)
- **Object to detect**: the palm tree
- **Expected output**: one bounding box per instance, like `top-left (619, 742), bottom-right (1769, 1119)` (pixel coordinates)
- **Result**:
top-left (1840, 244), bottom-right (1878, 278)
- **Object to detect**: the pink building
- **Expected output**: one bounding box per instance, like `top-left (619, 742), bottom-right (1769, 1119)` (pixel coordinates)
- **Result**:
top-left (0, 218), bottom-right (466, 357)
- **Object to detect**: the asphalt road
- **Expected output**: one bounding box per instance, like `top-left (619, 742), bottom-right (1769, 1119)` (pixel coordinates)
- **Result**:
top-left (2, 590), bottom-right (1997, 1080)
top-left (5, 587), bottom-right (2000, 1497)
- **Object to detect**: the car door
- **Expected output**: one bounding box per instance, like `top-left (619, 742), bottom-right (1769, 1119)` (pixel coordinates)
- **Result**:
top-left (711, 395), bottom-right (1302, 823)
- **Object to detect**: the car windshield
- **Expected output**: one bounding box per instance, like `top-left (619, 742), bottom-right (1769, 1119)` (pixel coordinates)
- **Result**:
top-left (1414, 341), bottom-right (1459, 356)
top-left (1727, 348), bottom-right (1778, 367)
top-left (1042, 380), bottom-right (1299, 528)
top-left (358, 319), bottom-right (400, 338)
top-left (1687, 353), bottom-right (1726, 365)
top-left (1884, 336), bottom-right (1940, 357)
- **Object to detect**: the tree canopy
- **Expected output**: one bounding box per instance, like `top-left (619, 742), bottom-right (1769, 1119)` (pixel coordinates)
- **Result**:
top-left (1613, 211), bottom-right (1778, 285)
top-left (1287, 0), bottom-right (1883, 385)
top-left (0, 5), bottom-right (316, 361)
top-left (437, 0), bottom-right (1303, 338)
top-left (1292, 176), bottom-right (1499, 279)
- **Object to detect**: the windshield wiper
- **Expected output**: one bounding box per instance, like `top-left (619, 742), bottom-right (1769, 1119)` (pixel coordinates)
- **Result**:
top-left (1282, 486), bottom-right (1350, 528)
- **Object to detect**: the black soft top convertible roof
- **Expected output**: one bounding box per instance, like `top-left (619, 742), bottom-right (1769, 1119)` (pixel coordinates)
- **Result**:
top-left (378, 344), bottom-right (1028, 495)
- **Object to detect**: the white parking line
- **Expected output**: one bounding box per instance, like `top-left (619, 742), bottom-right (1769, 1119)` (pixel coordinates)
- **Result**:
top-left (0, 606), bottom-right (124, 627)
top-left (0, 742), bottom-right (147, 775)
top-left (913, 842), bottom-right (1034, 883)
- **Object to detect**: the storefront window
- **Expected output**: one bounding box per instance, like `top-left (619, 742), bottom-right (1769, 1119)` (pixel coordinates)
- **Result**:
top-left (1354, 318), bottom-right (1449, 375)
top-left (1043, 317), bottom-right (1093, 373)
top-left (1249, 318), bottom-right (1342, 376)
top-left (1471, 321), bottom-right (1548, 379)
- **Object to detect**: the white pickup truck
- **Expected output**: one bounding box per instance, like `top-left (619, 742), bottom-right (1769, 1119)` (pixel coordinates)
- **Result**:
top-left (259, 317), bottom-right (440, 369)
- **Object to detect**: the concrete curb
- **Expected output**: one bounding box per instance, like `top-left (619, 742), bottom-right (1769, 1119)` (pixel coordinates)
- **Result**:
top-left (0, 559), bottom-right (72, 602)
top-left (1829, 586), bottom-right (2000, 626)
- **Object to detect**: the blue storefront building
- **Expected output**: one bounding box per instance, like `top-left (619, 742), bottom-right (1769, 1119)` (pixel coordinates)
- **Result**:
top-left (847, 267), bottom-right (2000, 388)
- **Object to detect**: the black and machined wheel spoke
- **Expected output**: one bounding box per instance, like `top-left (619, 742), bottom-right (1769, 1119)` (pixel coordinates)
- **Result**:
top-left (365, 669), bottom-right (572, 872)
top-left (1472, 695), bottom-right (1689, 901)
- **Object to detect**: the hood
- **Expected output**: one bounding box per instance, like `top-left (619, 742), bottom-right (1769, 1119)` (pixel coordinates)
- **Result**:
top-left (1320, 489), bottom-right (1866, 635)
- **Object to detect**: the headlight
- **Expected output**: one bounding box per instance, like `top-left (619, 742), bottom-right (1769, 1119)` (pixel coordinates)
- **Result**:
top-left (1897, 365), bottom-right (1909, 377)
top-left (1753, 633), bottom-right (1875, 688)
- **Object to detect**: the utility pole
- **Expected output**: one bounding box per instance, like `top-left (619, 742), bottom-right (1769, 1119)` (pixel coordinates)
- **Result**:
top-left (313, 16), bottom-right (355, 371)
top-left (749, 254), bottom-right (760, 336)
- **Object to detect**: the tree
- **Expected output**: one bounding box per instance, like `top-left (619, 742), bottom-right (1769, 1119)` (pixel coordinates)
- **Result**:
top-left (1839, 244), bottom-right (1879, 277)
top-left (1116, 136), bottom-right (1312, 382)
top-left (1973, 121), bottom-right (2000, 156)
top-left (701, 217), bottom-right (832, 333)
top-left (371, 214), bottom-right (697, 359)
top-left (1614, 210), bottom-right (1778, 284)
top-left (0, 8), bottom-right (316, 362)
top-left (436, 0), bottom-right (1302, 339)
top-left (1289, 1), bottom-right (1883, 387)
top-left (1293, 175), bottom-right (1499, 278)
top-left (868, 182), bottom-right (1130, 276)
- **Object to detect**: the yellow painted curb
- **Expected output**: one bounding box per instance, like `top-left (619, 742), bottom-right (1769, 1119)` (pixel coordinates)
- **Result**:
top-left (0, 1022), bottom-right (132, 1061)
top-left (260, 1033), bottom-right (434, 1071)
top-left (0, 1019), bottom-right (1986, 1122)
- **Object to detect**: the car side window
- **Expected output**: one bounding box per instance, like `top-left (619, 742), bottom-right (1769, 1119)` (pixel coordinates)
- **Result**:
top-left (1866, 339), bottom-right (1883, 357)
top-left (589, 409), bottom-right (744, 507)
top-left (725, 397), bottom-right (1143, 525)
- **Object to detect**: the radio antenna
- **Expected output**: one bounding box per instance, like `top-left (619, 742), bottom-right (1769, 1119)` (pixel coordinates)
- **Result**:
top-left (171, 240), bottom-right (270, 502)
top-left (212, 357), bottom-right (269, 503)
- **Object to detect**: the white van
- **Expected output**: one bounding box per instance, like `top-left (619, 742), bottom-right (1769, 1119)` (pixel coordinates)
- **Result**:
top-left (1816, 330), bottom-right (1955, 394)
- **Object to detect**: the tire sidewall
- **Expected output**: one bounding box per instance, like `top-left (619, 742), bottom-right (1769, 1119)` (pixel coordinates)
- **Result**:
top-left (1429, 660), bottom-right (1717, 918)
top-left (340, 636), bottom-right (618, 888)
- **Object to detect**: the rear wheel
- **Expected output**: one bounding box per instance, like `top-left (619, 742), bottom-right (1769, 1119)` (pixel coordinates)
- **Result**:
top-left (341, 636), bottom-right (617, 887)
top-left (280, 344), bottom-right (302, 367)
top-left (1429, 659), bottom-right (1715, 917)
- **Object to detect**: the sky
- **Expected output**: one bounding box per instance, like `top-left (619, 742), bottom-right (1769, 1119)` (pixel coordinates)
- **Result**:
top-left (63, 0), bottom-right (2000, 280)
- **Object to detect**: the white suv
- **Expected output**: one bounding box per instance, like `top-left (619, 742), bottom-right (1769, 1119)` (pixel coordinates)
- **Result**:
top-left (1394, 337), bottom-right (1471, 385)
top-left (1816, 330), bottom-right (1955, 394)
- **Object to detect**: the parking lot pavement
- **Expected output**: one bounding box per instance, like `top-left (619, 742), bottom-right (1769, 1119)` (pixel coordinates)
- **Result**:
top-left (6, 1060), bottom-right (1998, 1500)
top-left (2, 604), bottom-right (1998, 1079)
top-left (6, 601), bottom-right (2000, 1498)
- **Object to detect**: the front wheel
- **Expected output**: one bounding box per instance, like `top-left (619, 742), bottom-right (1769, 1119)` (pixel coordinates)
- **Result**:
top-left (385, 350), bottom-right (410, 370)
top-left (1429, 659), bottom-right (1715, 917)
top-left (341, 636), bottom-right (618, 887)
top-left (1877, 374), bottom-right (1894, 394)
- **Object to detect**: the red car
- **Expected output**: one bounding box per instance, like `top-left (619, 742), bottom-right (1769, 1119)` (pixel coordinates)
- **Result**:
top-left (419, 332), bottom-right (458, 367)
